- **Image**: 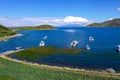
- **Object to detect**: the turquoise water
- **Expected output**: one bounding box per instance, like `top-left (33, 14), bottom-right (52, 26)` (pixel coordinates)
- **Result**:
top-left (1, 27), bottom-right (120, 71)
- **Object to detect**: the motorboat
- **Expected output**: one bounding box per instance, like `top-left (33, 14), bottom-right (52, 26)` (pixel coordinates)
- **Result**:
top-left (3, 39), bottom-right (8, 42)
top-left (43, 36), bottom-right (47, 40)
top-left (16, 47), bottom-right (21, 50)
top-left (39, 41), bottom-right (45, 47)
top-left (71, 40), bottom-right (78, 47)
top-left (89, 36), bottom-right (94, 42)
top-left (86, 45), bottom-right (90, 50)
top-left (117, 45), bottom-right (120, 52)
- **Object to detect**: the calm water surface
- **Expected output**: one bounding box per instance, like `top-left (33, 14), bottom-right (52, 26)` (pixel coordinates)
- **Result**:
top-left (0, 27), bottom-right (120, 71)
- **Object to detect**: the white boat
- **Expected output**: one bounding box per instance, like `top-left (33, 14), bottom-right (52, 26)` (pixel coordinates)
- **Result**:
top-left (3, 39), bottom-right (8, 42)
top-left (118, 48), bottom-right (120, 52)
top-left (39, 41), bottom-right (45, 47)
top-left (71, 40), bottom-right (78, 47)
top-left (117, 45), bottom-right (120, 52)
top-left (89, 36), bottom-right (94, 42)
top-left (86, 45), bottom-right (90, 50)
top-left (16, 47), bottom-right (21, 50)
top-left (43, 36), bottom-right (48, 40)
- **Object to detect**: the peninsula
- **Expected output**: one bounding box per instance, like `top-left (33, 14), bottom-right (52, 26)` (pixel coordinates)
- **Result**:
top-left (12, 24), bottom-right (56, 30)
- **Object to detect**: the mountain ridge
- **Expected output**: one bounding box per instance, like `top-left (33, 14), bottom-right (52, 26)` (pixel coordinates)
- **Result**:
top-left (87, 18), bottom-right (120, 27)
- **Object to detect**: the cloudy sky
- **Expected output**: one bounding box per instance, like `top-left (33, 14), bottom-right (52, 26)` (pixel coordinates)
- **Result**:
top-left (0, 0), bottom-right (120, 27)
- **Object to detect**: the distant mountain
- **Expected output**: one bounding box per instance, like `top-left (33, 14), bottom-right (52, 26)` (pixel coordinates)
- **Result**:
top-left (12, 24), bottom-right (56, 30)
top-left (87, 18), bottom-right (120, 27)
top-left (0, 24), bottom-right (16, 37)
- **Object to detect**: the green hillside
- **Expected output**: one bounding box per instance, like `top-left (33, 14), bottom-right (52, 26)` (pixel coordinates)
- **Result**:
top-left (0, 24), bottom-right (16, 38)
top-left (87, 18), bottom-right (120, 27)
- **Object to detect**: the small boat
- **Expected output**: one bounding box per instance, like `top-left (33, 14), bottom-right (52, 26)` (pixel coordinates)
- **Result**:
top-left (117, 45), bottom-right (120, 52)
top-left (86, 45), bottom-right (90, 50)
top-left (39, 41), bottom-right (45, 47)
top-left (89, 36), bottom-right (94, 42)
top-left (43, 36), bottom-right (47, 40)
top-left (3, 39), bottom-right (8, 42)
top-left (71, 40), bottom-right (78, 47)
top-left (16, 47), bottom-right (21, 50)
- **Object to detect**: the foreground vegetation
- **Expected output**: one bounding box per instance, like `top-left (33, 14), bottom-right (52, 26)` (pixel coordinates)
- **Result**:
top-left (0, 57), bottom-right (120, 80)
top-left (8, 46), bottom-right (84, 60)
top-left (0, 24), bottom-right (16, 40)
top-left (11, 24), bottom-right (55, 30)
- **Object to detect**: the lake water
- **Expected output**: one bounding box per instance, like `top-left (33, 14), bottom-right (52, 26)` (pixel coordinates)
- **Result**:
top-left (0, 27), bottom-right (120, 72)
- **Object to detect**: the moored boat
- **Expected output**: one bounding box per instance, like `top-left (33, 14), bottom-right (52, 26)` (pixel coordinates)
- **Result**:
top-left (39, 41), bottom-right (45, 47)
top-left (71, 40), bottom-right (78, 47)
top-left (89, 36), bottom-right (94, 42)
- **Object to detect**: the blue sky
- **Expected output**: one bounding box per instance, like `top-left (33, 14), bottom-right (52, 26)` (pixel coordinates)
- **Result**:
top-left (0, 0), bottom-right (120, 27)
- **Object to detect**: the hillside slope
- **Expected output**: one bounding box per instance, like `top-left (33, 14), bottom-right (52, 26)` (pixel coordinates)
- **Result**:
top-left (87, 18), bottom-right (120, 27)
top-left (0, 24), bottom-right (16, 37)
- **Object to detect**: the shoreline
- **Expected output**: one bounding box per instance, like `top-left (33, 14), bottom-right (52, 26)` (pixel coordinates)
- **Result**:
top-left (0, 50), bottom-right (120, 76)
top-left (0, 33), bottom-right (23, 41)
top-left (0, 49), bottom-right (24, 55)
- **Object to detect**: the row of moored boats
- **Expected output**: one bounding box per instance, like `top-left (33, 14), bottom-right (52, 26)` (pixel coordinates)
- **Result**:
top-left (70, 36), bottom-right (94, 50)
top-left (39, 36), bottom-right (94, 50)
top-left (14, 35), bottom-right (120, 52)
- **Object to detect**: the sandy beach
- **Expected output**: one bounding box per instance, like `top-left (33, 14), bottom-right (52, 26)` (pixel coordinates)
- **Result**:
top-left (0, 33), bottom-right (23, 41)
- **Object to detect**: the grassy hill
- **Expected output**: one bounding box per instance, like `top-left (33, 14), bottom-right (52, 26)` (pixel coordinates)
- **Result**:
top-left (11, 24), bottom-right (56, 30)
top-left (0, 24), bottom-right (16, 38)
top-left (87, 18), bottom-right (120, 27)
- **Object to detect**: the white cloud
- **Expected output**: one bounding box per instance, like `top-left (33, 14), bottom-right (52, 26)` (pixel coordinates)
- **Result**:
top-left (0, 16), bottom-right (91, 27)
top-left (63, 16), bottom-right (89, 23)
top-left (108, 18), bottom-right (113, 20)
top-left (117, 8), bottom-right (120, 11)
